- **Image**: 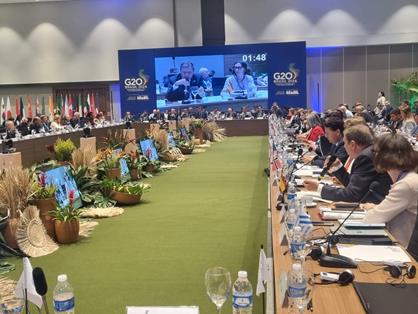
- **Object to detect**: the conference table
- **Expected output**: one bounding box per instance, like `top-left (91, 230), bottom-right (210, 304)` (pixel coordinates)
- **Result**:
top-left (269, 143), bottom-right (418, 313)
top-left (8, 119), bottom-right (268, 167)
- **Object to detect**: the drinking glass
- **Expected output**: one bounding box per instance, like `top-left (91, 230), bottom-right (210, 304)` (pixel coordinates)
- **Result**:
top-left (205, 267), bottom-right (231, 314)
top-left (190, 86), bottom-right (199, 100)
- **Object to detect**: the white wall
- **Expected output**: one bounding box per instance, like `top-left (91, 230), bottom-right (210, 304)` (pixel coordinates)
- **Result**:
top-left (225, 0), bottom-right (418, 47)
top-left (175, 0), bottom-right (202, 47)
top-left (0, 0), bottom-right (174, 84)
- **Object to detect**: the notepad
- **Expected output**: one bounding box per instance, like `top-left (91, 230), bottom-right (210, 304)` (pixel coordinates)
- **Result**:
top-left (337, 245), bottom-right (411, 263)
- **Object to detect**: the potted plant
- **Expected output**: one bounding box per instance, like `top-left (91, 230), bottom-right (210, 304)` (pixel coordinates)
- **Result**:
top-left (191, 119), bottom-right (204, 144)
top-left (98, 149), bottom-right (122, 179)
top-left (177, 139), bottom-right (195, 154)
top-left (140, 155), bottom-right (161, 177)
top-left (126, 150), bottom-right (141, 180)
top-left (0, 168), bottom-right (32, 249)
top-left (110, 181), bottom-right (151, 205)
top-left (50, 190), bottom-right (82, 244)
top-left (53, 138), bottom-right (76, 163)
top-left (29, 172), bottom-right (57, 239)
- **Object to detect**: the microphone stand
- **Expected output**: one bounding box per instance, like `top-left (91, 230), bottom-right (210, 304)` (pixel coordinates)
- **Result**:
top-left (319, 185), bottom-right (378, 268)
top-left (276, 148), bottom-right (303, 209)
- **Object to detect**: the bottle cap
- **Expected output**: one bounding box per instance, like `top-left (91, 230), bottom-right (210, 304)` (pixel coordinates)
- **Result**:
top-left (294, 226), bottom-right (302, 232)
top-left (289, 208), bottom-right (295, 213)
top-left (238, 271), bottom-right (248, 278)
top-left (292, 263), bottom-right (302, 271)
top-left (57, 274), bottom-right (67, 282)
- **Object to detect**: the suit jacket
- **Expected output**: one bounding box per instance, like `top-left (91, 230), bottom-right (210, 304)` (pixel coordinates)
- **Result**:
top-left (320, 146), bottom-right (392, 203)
top-left (165, 74), bottom-right (203, 102)
top-left (364, 172), bottom-right (418, 248)
top-left (312, 139), bottom-right (348, 168)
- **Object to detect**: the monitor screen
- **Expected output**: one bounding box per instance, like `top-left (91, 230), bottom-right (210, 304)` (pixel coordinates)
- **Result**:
top-left (118, 42), bottom-right (307, 115)
top-left (44, 166), bottom-right (82, 209)
top-left (180, 128), bottom-right (190, 142)
top-left (168, 132), bottom-right (176, 148)
top-left (154, 53), bottom-right (268, 110)
top-left (139, 139), bottom-right (159, 161)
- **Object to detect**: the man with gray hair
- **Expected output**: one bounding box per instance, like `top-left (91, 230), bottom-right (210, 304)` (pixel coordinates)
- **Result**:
top-left (199, 67), bottom-right (213, 95)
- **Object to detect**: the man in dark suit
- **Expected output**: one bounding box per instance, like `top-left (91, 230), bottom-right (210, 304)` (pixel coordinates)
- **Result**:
top-left (304, 124), bottom-right (391, 203)
top-left (311, 117), bottom-right (348, 168)
top-left (165, 62), bottom-right (204, 102)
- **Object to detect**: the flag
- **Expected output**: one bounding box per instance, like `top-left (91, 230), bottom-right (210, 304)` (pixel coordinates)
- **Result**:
top-left (68, 94), bottom-right (73, 118)
top-left (95, 92), bottom-right (100, 114)
top-left (78, 93), bottom-right (83, 116)
top-left (27, 96), bottom-right (33, 118)
top-left (6, 97), bottom-right (12, 119)
top-left (35, 96), bottom-right (40, 116)
top-left (15, 96), bottom-right (20, 117)
top-left (256, 246), bottom-right (268, 296)
top-left (41, 96), bottom-right (46, 115)
top-left (15, 257), bottom-right (43, 309)
top-left (64, 94), bottom-right (68, 117)
top-left (0, 97), bottom-right (4, 124)
top-left (48, 95), bottom-right (54, 119)
top-left (91, 93), bottom-right (96, 117)
top-left (20, 97), bottom-right (25, 118)
top-left (86, 93), bottom-right (91, 114)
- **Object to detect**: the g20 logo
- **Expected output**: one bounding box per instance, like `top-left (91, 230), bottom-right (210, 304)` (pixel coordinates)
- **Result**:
top-left (124, 69), bottom-right (149, 92)
top-left (124, 77), bottom-right (146, 87)
top-left (273, 72), bottom-right (296, 81)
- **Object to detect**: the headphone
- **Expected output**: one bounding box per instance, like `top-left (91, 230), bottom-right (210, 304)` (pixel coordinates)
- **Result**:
top-left (308, 246), bottom-right (323, 260)
top-left (314, 270), bottom-right (355, 286)
top-left (385, 265), bottom-right (416, 279)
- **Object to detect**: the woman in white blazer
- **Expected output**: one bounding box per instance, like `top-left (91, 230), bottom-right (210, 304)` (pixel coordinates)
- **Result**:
top-left (362, 133), bottom-right (418, 247)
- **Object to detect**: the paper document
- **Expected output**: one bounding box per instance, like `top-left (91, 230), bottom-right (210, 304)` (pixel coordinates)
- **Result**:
top-left (295, 169), bottom-right (314, 177)
top-left (337, 245), bottom-right (411, 263)
top-left (127, 306), bottom-right (199, 314)
top-left (297, 191), bottom-right (333, 204)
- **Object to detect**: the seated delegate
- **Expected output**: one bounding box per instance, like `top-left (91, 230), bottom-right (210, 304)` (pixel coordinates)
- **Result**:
top-left (165, 62), bottom-right (204, 102)
top-left (303, 124), bottom-right (392, 203)
top-left (361, 133), bottom-right (418, 247)
top-left (221, 62), bottom-right (257, 98)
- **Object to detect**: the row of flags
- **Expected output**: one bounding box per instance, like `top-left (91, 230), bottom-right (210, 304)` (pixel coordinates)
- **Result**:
top-left (0, 93), bottom-right (100, 123)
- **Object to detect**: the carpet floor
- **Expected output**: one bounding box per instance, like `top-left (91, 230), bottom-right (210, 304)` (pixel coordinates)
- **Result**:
top-left (6, 136), bottom-right (268, 314)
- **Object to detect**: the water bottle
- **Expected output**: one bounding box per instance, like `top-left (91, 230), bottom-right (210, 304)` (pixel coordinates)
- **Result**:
top-left (285, 208), bottom-right (298, 231)
top-left (287, 182), bottom-right (297, 210)
top-left (290, 226), bottom-right (306, 260)
top-left (53, 274), bottom-right (75, 314)
top-left (288, 263), bottom-right (307, 311)
top-left (232, 271), bottom-right (253, 314)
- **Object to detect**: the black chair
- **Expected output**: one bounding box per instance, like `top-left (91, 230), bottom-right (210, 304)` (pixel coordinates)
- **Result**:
top-left (407, 193), bottom-right (418, 262)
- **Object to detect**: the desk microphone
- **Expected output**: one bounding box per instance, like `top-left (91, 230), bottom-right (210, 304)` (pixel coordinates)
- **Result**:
top-left (318, 181), bottom-right (381, 268)
top-left (33, 267), bottom-right (50, 314)
top-left (317, 141), bottom-right (344, 181)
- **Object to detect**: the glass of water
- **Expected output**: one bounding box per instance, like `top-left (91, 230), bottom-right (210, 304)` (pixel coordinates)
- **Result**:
top-left (205, 267), bottom-right (232, 314)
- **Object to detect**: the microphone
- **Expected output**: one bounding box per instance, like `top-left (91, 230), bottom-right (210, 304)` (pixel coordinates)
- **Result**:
top-left (318, 181), bottom-right (381, 268)
top-left (33, 267), bottom-right (50, 314)
top-left (318, 141), bottom-right (345, 180)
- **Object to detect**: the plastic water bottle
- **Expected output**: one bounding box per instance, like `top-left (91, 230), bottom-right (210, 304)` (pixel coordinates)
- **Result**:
top-left (53, 274), bottom-right (75, 314)
top-left (287, 182), bottom-right (297, 210)
top-left (290, 226), bottom-right (306, 260)
top-left (285, 208), bottom-right (298, 231)
top-left (288, 263), bottom-right (307, 311)
top-left (232, 271), bottom-right (253, 314)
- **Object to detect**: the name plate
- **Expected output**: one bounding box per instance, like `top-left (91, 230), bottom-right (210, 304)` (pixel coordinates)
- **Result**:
top-left (127, 306), bottom-right (199, 314)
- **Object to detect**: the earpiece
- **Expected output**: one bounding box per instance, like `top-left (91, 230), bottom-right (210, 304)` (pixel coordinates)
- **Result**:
top-left (309, 246), bottom-right (323, 260)
top-left (385, 265), bottom-right (416, 279)
top-left (338, 270), bottom-right (355, 285)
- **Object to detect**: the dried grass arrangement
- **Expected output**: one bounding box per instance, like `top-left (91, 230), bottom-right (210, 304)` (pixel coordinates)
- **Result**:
top-left (151, 129), bottom-right (169, 153)
top-left (160, 148), bottom-right (185, 162)
top-left (0, 167), bottom-right (33, 219)
top-left (202, 121), bottom-right (226, 142)
top-left (71, 147), bottom-right (97, 170)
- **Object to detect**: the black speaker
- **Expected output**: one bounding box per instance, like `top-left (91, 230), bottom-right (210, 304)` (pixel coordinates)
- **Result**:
top-left (201, 0), bottom-right (225, 46)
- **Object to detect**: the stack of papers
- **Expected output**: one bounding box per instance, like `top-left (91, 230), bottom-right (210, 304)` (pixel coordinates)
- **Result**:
top-left (337, 245), bottom-right (411, 263)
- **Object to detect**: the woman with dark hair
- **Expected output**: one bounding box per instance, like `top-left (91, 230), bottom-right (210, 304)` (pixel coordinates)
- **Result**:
top-left (221, 62), bottom-right (257, 97)
top-left (362, 133), bottom-right (418, 247)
